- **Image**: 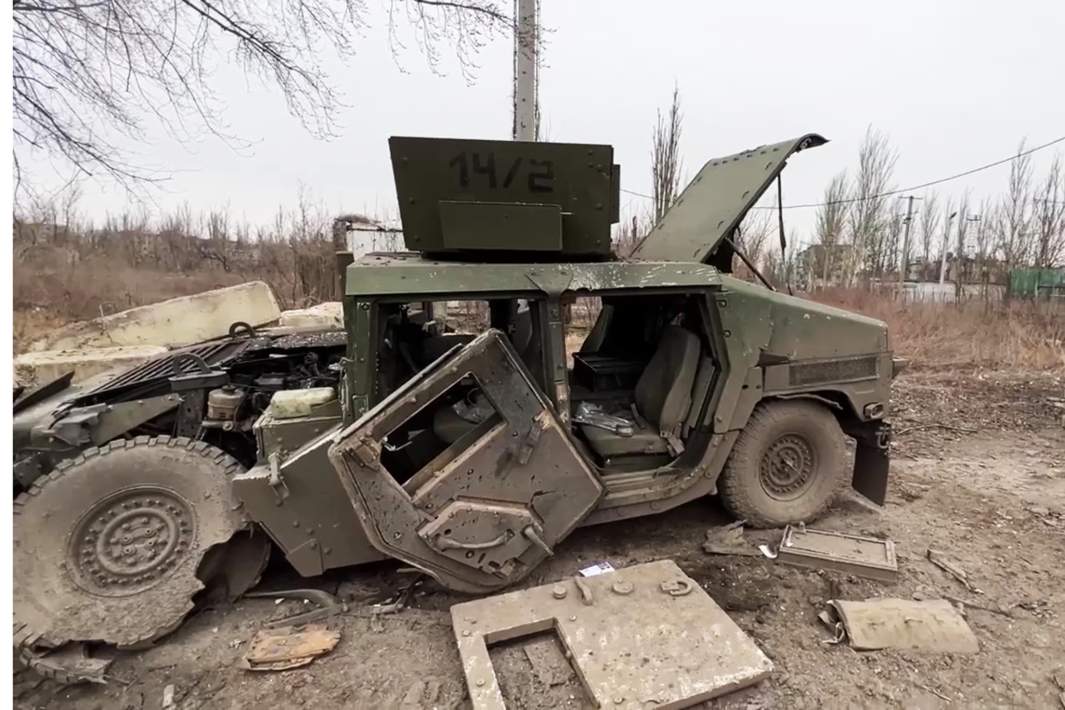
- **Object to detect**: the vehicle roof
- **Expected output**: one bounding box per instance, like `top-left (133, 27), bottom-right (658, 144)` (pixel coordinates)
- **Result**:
top-left (345, 252), bottom-right (722, 299)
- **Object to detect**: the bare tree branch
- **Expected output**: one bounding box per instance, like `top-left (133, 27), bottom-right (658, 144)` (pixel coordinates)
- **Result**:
top-left (651, 84), bottom-right (682, 224)
top-left (12, 0), bottom-right (510, 195)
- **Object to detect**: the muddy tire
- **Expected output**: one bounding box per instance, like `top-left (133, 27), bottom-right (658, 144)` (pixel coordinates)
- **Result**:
top-left (718, 400), bottom-right (848, 528)
top-left (13, 436), bottom-right (254, 651)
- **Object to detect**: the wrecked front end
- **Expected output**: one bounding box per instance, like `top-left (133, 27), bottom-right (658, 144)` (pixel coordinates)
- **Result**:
top-left (716, 276), bottom-right (900, 506)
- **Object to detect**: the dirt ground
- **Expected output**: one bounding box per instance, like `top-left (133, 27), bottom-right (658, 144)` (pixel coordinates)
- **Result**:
top-left (13, 368), bottom-right (1065, 709)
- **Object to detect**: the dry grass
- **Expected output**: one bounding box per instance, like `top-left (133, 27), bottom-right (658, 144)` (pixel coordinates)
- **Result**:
top-left (12, 207), bottom-right (341, 351)
top-left (814, 288), bottom-right (1065, 372)
top-left (12, 213), bottom-right (1064, 372)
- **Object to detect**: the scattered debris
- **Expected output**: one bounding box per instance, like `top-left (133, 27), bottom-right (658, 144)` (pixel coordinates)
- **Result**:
top-left (703, 521), bottom-right (761, 557)
top-left (938, 594), bottom-right (1013, 618)
top-left (773, 526), bottom-right (898, 582)
top-left (161, 684), bottom-right (176, 709)
top-left (927, 548), bottom-right (982, 593)
top-left (578, 561), bottom-right (615, 576)
top-left (522, 637), bottom-right (573, 688)
top-left (245, 588), bottom-right (348, 628)
top-left (19, 643), bottom-right (114, 685)
top-left (823, 598), bottom-right (979, 654)
top-left (914, 682), bottom-right (953, 702)
top-left (1051, 668), bottom-right (1065, 708)
top-left (241, 624), bottom-right (341, 672)
top-left (816, 610), bottom-right (846, 645)
top-left (451, 560), bottom-right (772, 709)
top-left (894, 423), bottom-right (978, 436)
top-left (1026, 504), bottom-right (1064, 528)
top-left (365, 576), bottom-right (425, 632)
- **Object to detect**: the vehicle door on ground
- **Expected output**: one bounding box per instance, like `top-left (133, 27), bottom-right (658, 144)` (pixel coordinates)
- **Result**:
top-left (329, 299), bottom-right (602, 594)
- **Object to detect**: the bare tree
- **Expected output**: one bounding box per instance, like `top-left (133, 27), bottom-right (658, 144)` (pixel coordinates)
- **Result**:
top-left (974, 199), bottom-right (996, 302)
top-left (813, 170), bottom-right (849, 288)
top-left (1033, 154), bottom-right (1065, 268)
top-left (996, 140), bottom-right (1034, 273)
top-left (843, 126), bottom-right (897, 285)
top-left (918, 192), bottom-right (940, 279)
top-left (651, 84), bottom-right (683, 223)
top-left (12, 0), bottom-right (509, 190)
top-left (735, 208), bottom-right (773, 283)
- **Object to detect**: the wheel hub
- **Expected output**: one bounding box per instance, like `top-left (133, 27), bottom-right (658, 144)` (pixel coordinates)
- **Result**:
top-left (759, 434), bottom-right (815, 500)
top-left (69, 489), bottom-right (196, 597)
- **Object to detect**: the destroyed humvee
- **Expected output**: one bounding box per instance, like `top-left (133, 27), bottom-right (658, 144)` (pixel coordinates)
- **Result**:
top-left (13, 135), bottom-right (899, 655)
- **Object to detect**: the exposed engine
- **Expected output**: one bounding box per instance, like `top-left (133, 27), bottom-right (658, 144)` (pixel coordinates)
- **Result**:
top-left (12, 327), bottom-right (348, 489)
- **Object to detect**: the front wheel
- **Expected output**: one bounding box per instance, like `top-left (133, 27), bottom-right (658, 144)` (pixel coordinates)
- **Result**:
top-left (718, 400), bottom-right (849, 527)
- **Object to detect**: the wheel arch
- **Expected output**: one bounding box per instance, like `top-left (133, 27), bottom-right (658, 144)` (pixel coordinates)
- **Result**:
top-left (757, 389), bottom-right (891, 506)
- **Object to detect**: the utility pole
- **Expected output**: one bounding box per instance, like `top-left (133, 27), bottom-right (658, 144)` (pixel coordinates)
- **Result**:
top-left (939, 211), bottom-right (958, 284)
top-left (897, 195), bottom-right (920, 289)
top-left (512, 0), bottom-right (539, 141)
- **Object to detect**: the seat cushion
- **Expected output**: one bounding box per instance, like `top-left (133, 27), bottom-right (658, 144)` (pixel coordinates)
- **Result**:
top-left (580, 421), bottom-right (669, 458)
top-left (634, 326), bottom-right (701, 433)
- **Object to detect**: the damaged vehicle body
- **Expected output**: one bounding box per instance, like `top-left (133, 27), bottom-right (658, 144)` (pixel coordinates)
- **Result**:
top-left (12, 134), bottom-right (899, 655)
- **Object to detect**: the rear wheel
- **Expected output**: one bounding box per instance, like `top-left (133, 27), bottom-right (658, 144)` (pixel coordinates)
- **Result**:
top-left (718, 400), bottom-right (848, 527)
top-left (13, 436), bottom-right (265, 652)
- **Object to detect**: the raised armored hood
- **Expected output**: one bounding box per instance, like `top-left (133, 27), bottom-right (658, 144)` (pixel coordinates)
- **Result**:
top-left (631, 134), bottom-right (827, 263)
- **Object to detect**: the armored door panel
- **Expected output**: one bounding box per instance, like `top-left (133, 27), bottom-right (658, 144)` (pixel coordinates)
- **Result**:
top-left (328, 329), bottom-right (603, 593)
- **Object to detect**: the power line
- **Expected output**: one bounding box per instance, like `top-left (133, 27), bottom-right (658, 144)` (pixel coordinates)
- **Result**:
top-left (620, 134), bottom-right (1065, 210)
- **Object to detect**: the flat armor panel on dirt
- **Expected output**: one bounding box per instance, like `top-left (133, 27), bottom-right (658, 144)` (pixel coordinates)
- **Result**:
top-left (777, 526), bottom-right (898, 582)
top-left (328, 329), bottom-right (603, 594)
top-left (451, 560), bottom-right (773, 709)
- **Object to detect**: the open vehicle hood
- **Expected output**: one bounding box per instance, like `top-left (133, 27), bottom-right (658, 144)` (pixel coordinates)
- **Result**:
top-left (631, 134), bottom-right (827, 263)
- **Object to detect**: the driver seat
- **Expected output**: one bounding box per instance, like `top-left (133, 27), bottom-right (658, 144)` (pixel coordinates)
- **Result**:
top-left (578, 326), bottom-right (701, 460)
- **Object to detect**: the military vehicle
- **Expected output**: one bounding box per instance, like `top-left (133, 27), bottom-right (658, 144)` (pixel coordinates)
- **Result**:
top-left (13, 134), bottom-right (899, 657)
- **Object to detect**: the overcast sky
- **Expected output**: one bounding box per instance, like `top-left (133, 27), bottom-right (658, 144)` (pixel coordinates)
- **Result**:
top-left (20, 0), bottom-right (1065, 244)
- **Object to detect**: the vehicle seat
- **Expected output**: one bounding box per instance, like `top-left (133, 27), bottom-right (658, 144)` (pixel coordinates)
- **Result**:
top-left (418, 333), bottom-right (476, 367)
top-left (579, 326), bottom-right (701, 460)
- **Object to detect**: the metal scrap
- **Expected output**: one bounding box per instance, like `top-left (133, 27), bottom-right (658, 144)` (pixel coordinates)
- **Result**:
top-left (241, 624), bottom-right (340, 671)
top-left (824, 598), bottom-right (979, 654)
top-left (245, 588), bottom-right (348, 628)
top-left (775, 526), bottom-right (898, 582)
top-left (19, 642), bottom-right (114, 685)
top-left (927, 548), bottom-right (981, 593)
top-left (702, 520), bottom-right (761, 557)
top-left (451, 560), bottom-right (772, 710)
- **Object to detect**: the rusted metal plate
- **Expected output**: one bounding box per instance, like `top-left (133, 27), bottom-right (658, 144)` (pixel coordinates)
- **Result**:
top-left (777, 526), bottom-right (898, 582)
top-left (241, 624), bottom-right (340, 671)
top-left (451, 560), bottom-right (772, 709)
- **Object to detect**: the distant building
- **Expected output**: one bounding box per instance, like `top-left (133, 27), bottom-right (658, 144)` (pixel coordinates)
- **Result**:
top-left (798, 244), bottom-right (859, 288)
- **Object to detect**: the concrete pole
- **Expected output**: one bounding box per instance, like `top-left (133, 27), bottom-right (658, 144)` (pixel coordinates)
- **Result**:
top-left (512, 0), bottom-right (539, 141)
top-left (898, 195), bottom-right (916, 289)
top-left (939, 212), bottom-right (957, 284)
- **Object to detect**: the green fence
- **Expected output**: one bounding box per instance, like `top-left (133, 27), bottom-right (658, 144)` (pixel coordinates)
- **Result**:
top-left (1009, 268), bottom-right (1065, 299)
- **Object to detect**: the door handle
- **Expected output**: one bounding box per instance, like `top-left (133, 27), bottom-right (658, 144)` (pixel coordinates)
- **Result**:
top-left (435, 531), bottom-right (509, 551)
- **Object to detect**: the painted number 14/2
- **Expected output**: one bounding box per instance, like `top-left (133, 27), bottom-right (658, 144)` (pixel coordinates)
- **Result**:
top-left (448, 152), bottom-right (554, 193)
